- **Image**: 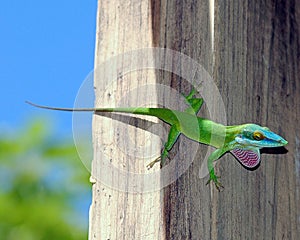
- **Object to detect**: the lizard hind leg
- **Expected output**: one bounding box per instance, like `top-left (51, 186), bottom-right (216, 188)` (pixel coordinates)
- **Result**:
top-left (147, 88), bottom-right (203, 170)
top-left (147, 125), bottom-right (180, 169)
top-left (183, 88), bottom-right (204, 115)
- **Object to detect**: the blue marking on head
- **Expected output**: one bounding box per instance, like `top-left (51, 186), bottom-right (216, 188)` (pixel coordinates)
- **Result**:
top-left (235, 124), bottom-right (288, 148)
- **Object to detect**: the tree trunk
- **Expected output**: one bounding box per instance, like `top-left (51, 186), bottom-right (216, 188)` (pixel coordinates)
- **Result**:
top-left (89, 0), bottom-right (300, 239)
top-left (89, 1), bottom-right (164, 239)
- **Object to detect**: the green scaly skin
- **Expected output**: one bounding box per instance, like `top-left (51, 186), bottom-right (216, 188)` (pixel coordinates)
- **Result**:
top-left (26, 89), bottom-right (288, 191)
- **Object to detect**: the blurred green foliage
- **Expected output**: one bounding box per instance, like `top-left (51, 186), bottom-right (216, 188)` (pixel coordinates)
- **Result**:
top-left (0, 119), bottom-right (90, 240)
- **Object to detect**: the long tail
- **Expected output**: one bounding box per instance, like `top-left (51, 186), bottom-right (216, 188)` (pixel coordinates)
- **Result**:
top-left (25, 101), bottom-right (185, 126)
top-left (26, 101), bottom-right (115, 112)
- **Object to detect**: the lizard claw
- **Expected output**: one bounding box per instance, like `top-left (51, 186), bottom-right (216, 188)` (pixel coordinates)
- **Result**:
top-left (206, 173), bottom-right (224, 191)
top-left (146, 157), bottom-right (161, 170)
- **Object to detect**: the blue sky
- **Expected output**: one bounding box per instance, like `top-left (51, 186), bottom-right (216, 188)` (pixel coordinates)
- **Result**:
top-left (0, 0), bottom-right (97, 134)
top-left (0, 0), bottom-right (98, 233)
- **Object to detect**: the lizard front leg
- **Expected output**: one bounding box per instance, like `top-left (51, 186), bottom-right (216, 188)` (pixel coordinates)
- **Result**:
top-left (206, 148), bottom-right (226, 191)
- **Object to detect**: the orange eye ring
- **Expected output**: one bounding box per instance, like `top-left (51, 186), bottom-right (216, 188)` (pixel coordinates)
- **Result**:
top-left (253, 131), bottom-right (265, 141)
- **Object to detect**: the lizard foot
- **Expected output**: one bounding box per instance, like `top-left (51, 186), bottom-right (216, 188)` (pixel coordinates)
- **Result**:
top-left (146, 157), bottom-right (161, 170)
top-left (206, 172), bottom-right (224, 192)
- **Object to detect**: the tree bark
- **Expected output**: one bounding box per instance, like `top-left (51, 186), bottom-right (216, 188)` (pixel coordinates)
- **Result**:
top-left (213, 1), bottom-right (300, 239)
top-left (89, 1), bottom-right (164, 239)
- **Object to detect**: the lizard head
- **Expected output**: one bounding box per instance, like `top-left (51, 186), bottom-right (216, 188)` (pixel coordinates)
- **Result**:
top-left (225, 124), bottom-right (288, 169)
top-left (234, 124), bottom-right (288, 149)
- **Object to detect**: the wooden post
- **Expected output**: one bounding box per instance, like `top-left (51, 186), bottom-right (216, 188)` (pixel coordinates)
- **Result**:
top-left (213, 1), bottom-right (300, 239)
top-left (89, 1), bottom-right (164, 239)
top-left (89, 0), bottom-right (300, 239)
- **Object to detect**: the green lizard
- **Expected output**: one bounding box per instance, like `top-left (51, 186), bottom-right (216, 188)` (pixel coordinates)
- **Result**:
top-left (26, 89), bottom-right (288, 190)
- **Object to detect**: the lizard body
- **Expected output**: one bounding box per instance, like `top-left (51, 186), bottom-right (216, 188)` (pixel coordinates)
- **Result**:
top-left (26, 90), bottom-right (287, 190)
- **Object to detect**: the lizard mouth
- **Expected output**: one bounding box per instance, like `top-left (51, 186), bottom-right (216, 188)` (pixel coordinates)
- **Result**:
top-left (235, 135), bottom-right (288, 148)
top-left (278, 139), bottom-right (288, 145)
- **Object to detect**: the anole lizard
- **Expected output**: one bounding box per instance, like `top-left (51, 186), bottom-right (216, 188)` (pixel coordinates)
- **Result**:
top-left (26, 89), bottom-right (288, 190)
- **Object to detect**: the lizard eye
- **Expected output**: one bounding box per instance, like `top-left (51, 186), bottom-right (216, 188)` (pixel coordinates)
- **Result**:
top-left (253, 131), bottom-right (265, 141)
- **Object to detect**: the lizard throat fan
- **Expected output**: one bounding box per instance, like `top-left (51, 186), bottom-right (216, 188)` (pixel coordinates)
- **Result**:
top-left (231, 148), bottom-right (260, 168)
